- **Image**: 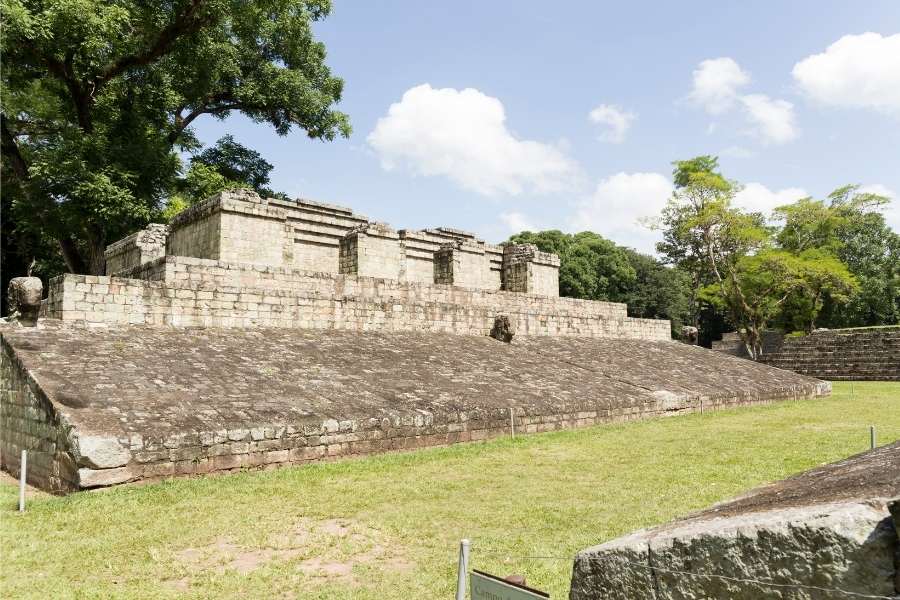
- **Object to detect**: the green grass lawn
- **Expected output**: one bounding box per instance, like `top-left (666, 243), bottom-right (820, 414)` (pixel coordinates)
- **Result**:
top-left (2, 381), bottom-right (898, 599)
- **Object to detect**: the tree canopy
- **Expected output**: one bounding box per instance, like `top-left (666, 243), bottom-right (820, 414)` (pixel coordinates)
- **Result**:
top-left (1, 0), bottom-right (350, 276)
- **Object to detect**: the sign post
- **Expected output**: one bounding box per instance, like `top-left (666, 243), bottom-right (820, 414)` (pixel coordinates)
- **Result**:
top-left (470, 570), bottom-right (549, 600)
top-left (455, 539), bottom-right (470, 600)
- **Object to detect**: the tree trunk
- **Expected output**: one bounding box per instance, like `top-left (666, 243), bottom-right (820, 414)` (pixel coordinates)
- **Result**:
top-left (58, 237), bottom-right (87, 274)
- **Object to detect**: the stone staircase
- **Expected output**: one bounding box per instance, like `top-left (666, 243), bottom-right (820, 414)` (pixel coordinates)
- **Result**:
top-left (758, 328), bottom-right (900, 381)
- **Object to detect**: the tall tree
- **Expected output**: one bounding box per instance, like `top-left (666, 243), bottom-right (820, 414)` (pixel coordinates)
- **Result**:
top-left (1, 0), bottom-right (350, 275)
top-left (774, 186), bottom-right (899, 328)
top-left (655, 155), bottom-right (729, 329)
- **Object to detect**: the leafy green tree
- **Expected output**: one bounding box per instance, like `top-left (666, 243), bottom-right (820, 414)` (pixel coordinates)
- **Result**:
top-left (508, 230), bottom-right (636, 301)
top-left (192, 134), bottom-right (273, 194)
top-left (655, 156), bottom-right (732, 329)
top-left (619, 248), bottom-right (691, 334)
top-left (1, 0), bottom-right (350, 275)
top-left (774, 186), bottom-right (899, 328)
top-left (506, 230), bottom-right (690, 336)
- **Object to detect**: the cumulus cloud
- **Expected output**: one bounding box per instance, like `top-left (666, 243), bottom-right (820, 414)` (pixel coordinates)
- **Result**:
top-left (733, 183), bottom-right (808, 217)
top-left (569, 172), bottom-right (673, 254)
top-left (499, 211), bottom-right (541, 233)
top-left (740, 94), bottom-right (799, 144)
top-left (793, 33), bottom-right (900, 116)
top-left (588, 104), bottom-right (636, 143)
top-left (689, 57), bottom-right (751, 115)
top-left (367, 84), bottom-right (580, 196)
top-left (688, 58), bottom-right (798, 144)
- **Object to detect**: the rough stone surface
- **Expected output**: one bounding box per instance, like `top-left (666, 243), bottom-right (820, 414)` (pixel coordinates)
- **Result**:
top-left (570, 443), bottom-right (900, 599)
top-left (490, 315), bottom-right (515, 343)
top-left (75, 434), bottom-right (131, 469)
top-left (41, 260), bottom-right (671, 341)
top-left (104, 223), bottom-right (169, 276)
top-left (713, 328), bottom-right (900, 381)
top-left (1, 323), bottom-right (828, 493)
top-left (78, 466), bottom-right (134, 488)
top-left (7, 277), bottom-right (43, 326)
top-left (126, 190), bottom-right (541, 293)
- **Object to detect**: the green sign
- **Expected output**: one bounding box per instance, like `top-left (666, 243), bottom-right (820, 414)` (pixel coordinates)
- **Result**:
top-left (470, 570), bottom-right (549, 600)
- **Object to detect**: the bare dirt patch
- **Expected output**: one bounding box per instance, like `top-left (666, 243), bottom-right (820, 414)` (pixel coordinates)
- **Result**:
top-left (168, 517), bottom-right (412, 589)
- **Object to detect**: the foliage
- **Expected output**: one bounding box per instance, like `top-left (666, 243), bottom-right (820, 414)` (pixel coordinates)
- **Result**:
top-left (774, 185), bottom-right (899, 329)
top-left (507, 230), bottom-right (691, 335)
top-left (1, 382), bottom-right (897, 598)
top-left (1, 0), bottom-right (350, 274)
top-left (656, 157), bottom-right (868, 355)
top-left (508, 230), bottom-right (636, 301)
top-left (619, 248), bottom-right (691, 333)
top-left (655, 155), bottom-right (733, 329)
top-left (192, 134), bottom-right (273, 194)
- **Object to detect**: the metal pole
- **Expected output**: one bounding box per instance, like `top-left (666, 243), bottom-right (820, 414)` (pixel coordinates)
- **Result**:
top-left (455, 539), bottom-right (470, 600)
top-left (870, 426), bottom-right (876, 450)
top-left (18, 450), bottom-right (27, 512)
top-left (509, 408), bottom-right (515, 439)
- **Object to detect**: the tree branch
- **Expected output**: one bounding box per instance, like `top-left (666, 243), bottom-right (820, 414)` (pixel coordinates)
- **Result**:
top-left (1, 114), bottom-right (30, 181)
top-left (167, 97), bottom-right (243, 144)
top-left (95, 0), bottom-right (211, 87)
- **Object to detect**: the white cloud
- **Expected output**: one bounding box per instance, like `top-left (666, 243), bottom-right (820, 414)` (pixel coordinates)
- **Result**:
top-left (740, 94), bottom-right (799, 144)
top-left (569, 172), bottom-right (673, 254)
top-left (588, 104), bottom-right (636, 143)
top-left (859, 184), bottom-right (899, 231)
top-left (793, 33), bottom-right (900, 116)
top-left (687, 58), bottom-right (798, 144)
top-left (499, 211), bottom-right (541, 233)
top-left (689, 57), bottom-right (751, 115)
top-left (733, 183), bottom-right (808, 217)
top-left (367, 84), bottom-right (580, 196)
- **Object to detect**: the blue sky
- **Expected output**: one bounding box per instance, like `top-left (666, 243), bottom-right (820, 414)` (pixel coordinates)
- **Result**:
top-left (193, 1), bottom-right (900, 254)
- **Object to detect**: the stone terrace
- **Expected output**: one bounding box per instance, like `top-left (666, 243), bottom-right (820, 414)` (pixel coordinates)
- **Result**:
top-left (1, 323), bottom-right (828, 493)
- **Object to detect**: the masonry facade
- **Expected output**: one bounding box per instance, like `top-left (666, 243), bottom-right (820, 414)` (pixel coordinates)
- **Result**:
top-left (47, 189), bottom-right (670, 341)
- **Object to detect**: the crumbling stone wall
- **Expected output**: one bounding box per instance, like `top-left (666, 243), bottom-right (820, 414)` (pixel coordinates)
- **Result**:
top-left (0, 339), bottom-right (78, 493)
top-left (502, 244), bottom-right (560, 297)
top-left (44, 258), bottom-right (671, 340)
top-left (104, 224), bottom-right (169, 276)
top-left (113, 191), bottom-right (526, 293)
top-left (339, 224), bottom-right (405, 280)
top-left (433, 241), bottom-right (488, 289)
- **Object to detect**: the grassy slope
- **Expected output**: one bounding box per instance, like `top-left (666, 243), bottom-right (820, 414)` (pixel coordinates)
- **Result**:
top-left (1, 381), bottom-right (898, 599)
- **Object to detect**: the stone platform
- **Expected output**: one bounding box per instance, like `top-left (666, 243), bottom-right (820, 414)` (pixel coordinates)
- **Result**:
top-left (570, 443), bottom-right (900, 599)
top-left (1, 322), bottom-right (828, 494)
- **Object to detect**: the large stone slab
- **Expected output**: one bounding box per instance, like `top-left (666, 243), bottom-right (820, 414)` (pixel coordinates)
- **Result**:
top-left (570, 443), bottom-right (900, 599)
top-left (2, 323), bottom-right (829, 493)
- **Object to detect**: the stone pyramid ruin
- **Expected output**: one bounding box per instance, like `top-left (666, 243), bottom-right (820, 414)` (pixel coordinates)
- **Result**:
top-left (1, 190), bottom-right (829, 493)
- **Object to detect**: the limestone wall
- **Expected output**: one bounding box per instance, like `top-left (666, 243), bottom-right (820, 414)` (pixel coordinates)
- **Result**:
top-left (502, 244), bottom-right (560, 296)
top-left (0, 339), bottom-right (78, 493)
top-left (104, 224), bottom-right (169, 276)
top-left (339, 224), bottom-right (404, 280)
top-left (115, 191), bottom-right (521, 292)
top-left (759, 328), bottom-right (900, 381)
top-left (44, 257), bottom-right (671, 340)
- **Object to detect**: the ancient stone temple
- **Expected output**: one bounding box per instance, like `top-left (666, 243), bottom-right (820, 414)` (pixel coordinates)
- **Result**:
top-left (1, 190), bottom-right (830, 494)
